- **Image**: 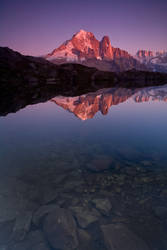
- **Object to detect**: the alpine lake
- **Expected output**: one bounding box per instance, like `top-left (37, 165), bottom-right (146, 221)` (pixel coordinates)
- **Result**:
top-left (0, 84), bottom-right (167, 250)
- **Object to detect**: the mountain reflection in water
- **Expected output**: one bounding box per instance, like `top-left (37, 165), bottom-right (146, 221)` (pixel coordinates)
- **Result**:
top-left (51, 85), bottom-right (167, 120)
top-left (0, 85), bottom-right (167, 250)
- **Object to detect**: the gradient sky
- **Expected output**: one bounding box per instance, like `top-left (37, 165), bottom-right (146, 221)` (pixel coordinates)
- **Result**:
top-left (1, 0), bottom-right (167, 56)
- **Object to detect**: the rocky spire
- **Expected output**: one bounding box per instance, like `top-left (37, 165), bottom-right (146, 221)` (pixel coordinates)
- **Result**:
top-left (100, 36), bottom-right (114, 59)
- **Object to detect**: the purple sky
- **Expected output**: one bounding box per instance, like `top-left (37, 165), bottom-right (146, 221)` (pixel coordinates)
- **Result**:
top-left (1, 0), bottom-right (167, 56)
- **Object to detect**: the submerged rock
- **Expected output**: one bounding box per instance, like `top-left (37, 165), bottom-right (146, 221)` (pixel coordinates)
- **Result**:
top-left (6, 230), bottom-right (50, 250)
top-left (70, 206), bottom-right (100, 228)
top-left (11, 211), bottom-right (32, 242)
top-left (0, 177), bottom-right (38, 223)
top-left (32, 204), bottom-right (59, 226)
top-left (43, 208), bottom-right (78, 250)
top-left (101, 223), bottom-right (149, 250)
top-left (92, 198), bottom-right (112, 216)
top-left (78, 229), bottom-right (93, 250)
top-left (41, 187), bottom-right (58, 204)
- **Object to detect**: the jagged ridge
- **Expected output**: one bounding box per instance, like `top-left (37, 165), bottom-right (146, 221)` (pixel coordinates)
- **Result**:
top-left (45, 30), bottom-right (146, 72)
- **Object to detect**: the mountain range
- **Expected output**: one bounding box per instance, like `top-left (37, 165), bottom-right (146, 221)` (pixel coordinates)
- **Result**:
top-left (1, 34), bottom-right (167, 118)
top-left (45, 29), bottom-right (146, 72)
top-left (1, 46), bottom-right (166, 97)
top-left (45, 29), bottom-right (167, 72)
top-left (135, 50), bottom-right (167, 72)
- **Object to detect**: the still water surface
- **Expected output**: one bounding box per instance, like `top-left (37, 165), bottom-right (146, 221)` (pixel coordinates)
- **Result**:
top-left (0, 85), bottom-right (167, 249)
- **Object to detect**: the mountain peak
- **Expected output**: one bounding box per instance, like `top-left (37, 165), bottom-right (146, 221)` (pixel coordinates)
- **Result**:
top-left (76, 29), bottom-right (89, 34)
top-left (136, 50), bottom-right (154, 58)
top-left (74, 29), bottom-right (94, 39)
top-left (100, 36), bottom-right (114, 59)
top-left (101, 36), bottom-right (111, 45)
top-left (45, 30), bottom-right (146, 72)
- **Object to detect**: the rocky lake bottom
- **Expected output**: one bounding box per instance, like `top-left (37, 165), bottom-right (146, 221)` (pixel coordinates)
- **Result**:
top-left (0, 85), bottom-right (167, 250)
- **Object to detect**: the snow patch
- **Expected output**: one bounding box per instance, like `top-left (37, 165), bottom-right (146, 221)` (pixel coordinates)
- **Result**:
top-left (74, 29), bottom-right (94, 52)
top-left (80, 57), bottom-right (86, 62)
top-left (75, 29), bottom-right (89, 39)
top-left (47, 48), bottom-right (78, 61)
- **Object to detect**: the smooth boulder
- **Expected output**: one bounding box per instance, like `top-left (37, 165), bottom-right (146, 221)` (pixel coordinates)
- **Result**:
top-left (43, 207), bottom-right (78, 250)
top-left (101, 223), bottom-right (149, 250)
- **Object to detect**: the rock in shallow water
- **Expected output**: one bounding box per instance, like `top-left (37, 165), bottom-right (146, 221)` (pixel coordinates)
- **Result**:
top-left (77, 229), bottom-right (93, 250)
top-left (32, 204), bottom-right (59, 226)
top-left (43, 208), bottom-right (78, 250)
top-left (70, 206), bottom-right (100, 228)
top-left (92, 198), bottom-right (112, 216)
top-left (6, 230), bottom-right (50, 250)
top-left (11, 211), bottom-right (32, 242)
top-left (0, 177), bottom-right (38, 223)
top-left (101, 223), bottom-right (149, 250)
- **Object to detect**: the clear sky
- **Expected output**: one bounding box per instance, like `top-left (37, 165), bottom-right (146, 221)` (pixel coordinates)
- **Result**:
top-left (1, 0), bottom-right (167, 56)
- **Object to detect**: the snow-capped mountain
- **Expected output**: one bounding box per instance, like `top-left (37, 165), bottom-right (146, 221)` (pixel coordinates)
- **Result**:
top-left (46, 30), bottom-right (131, 61)
top-left (46, 30), bottom-right (100, 61)
top-left (136, 50), bottom-right (155, 64)
top-left (45, 30), bottom-right (146, 72)
top-left (135, 50), bottom-right (167, 72)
